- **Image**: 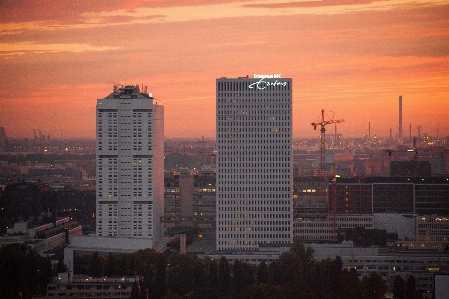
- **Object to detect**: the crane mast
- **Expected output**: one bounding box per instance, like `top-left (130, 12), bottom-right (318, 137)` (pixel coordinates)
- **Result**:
top-left (311, 109), bottom-right (345, 173)
top-left (311, 109), bottom-right (344, 244)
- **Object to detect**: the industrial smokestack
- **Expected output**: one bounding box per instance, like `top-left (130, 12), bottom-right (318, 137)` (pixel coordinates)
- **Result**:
top-left (368, 122), bottom-right (371, 140)
top-left (398, 96), bottom-right (403, 141)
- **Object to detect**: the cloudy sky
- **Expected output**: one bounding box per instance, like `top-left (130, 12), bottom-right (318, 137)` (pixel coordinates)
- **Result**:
top-left (1, 0), bottom-right (448, 140)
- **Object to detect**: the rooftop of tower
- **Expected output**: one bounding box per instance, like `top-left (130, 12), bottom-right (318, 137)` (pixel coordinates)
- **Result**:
top-left (105, 84), bottom-right (153, 99)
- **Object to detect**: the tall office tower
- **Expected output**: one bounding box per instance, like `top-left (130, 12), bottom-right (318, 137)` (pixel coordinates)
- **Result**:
top-left (96, 85), bottom-right (164, 244)
top-left (216, 75), bottom-right (293, 251)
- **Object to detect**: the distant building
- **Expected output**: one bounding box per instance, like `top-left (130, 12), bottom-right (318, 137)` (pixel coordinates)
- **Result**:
top-left (337, 226), bottom-right (387, 247)
top-left (391, 160), bottom-right (431, 177)
top-left (64, 235), bottom-right (156, 271)
top-left (215, 75), bottom-right (293, 250)
top-left (416, 215), bottom-right (449, 247)
top-left (294, 215), bottom-right (374, 243)
top-left (0, 217), bottom-right (82, 255)
top-left (63, 85), bottom-right (165, 272)
top-left (309, 242), bottom-right (449, 293)
top-left (96, 85), bottom-right (164, 243)
top-left (293, 176), bottom-right (328, 218)
top-left (203, 239), bottom-right (449, 293)
top-left (47, 272), bottom-right (139, 299)
top-left (292, 177), bottom-right (449, 246)
top-left (334, 152), bottom-right (355, 177)
top-left (335, 177), bottom-right (449, 216)
top-left (363, 153), bottom-right (390, 176)
top-left (164, 170), bottom-right (216, 240)
top-left (334, 181), bottom-right (372, 214)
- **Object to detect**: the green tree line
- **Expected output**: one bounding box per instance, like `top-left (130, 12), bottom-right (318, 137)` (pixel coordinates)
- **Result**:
top-left (0, 242), bottom-right (422, 299)
top-left (0, 243), bottom-right (67, 299)
top-left (73, 242), bottom-right (422, 299)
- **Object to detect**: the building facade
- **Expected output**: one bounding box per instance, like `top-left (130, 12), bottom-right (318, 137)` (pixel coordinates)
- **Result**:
top-left (292, 177), bottom-right (449, 246)
top-left (47, 273), bottom-right (138, 299)
top-left (164, 170), bottom-right (216, 240)
top-left (216, 75), bottom-right (293, 250)
top-left (96, 85), bottom-right (164, 242)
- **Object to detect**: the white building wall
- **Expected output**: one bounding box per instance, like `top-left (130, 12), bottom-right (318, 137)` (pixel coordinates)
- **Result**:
top-left (216, 76), bottom-right (293, 251)
top-left (294, 215), bottom-right (374, 242)
top-left (374, 213), bottom-right (416, 240)
top-left (152, 105), bottom-right (164, 243)
top-left (96, 86), bottom-right (164, 244)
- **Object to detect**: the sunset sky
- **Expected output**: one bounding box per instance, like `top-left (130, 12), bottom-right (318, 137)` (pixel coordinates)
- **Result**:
top-left (1, 0), bottom-right (449, 140)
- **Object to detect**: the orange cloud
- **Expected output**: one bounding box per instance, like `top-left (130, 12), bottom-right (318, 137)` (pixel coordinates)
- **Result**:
top-left (1, 1), bottom-right (448, 139)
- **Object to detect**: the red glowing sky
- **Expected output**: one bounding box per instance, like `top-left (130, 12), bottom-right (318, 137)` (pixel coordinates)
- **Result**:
top-left (1, 0), bottom-right (449, 139)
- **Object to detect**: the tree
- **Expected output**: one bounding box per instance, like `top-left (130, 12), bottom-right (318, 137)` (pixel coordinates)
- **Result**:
top-left (167, 254), bottom-right (203, 296)
top-left (240, 283), bottom-right (286, 299)
top-left (218, 256), bottom-right (232, 292)
top-left (54, 257), bottom-right (69, 275)
top-left (317, 257), bottom-right (343, 299)
top-left (268, 260), bottom-right (282, 286)
top-left (232, 260), bottom-right (254, 291)
top-left (278, 251), bottom-right (301, 287)
top-left (361, 272), bottom-right (387, 299)
top-left (130, 281), bottom-right (141, 299)
top-left (290, 241), bottom-right (315, 275)
top-left (134, 249), bottom-right (167, 299)
top-left (393, 275), bottom-right (406, 299)
top-left (289, 241), bottom-right (318, 290)
top-left (207, 258), bottom-right (219, 288)
top-left (0, 244), bottom-right (53, 298)
top-left (106, 253), bottom-right (118, 276)
top-left (341, 268), bottom-right (362, 299)
top-left (406, 275), bottom-right (421, 299)
top-left (73, 253), bottom-right (90, 274)
top-left (256, 261), bottom-right (269, 284)
top-left (88, 251), bottom-right (104, 277)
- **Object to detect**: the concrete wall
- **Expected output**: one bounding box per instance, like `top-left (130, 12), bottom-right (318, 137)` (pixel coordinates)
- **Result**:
top-left (374, 213), bottom-right (415, 240)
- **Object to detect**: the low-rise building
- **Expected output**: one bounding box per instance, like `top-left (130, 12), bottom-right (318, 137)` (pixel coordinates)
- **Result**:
top-left (163, 170), bottom-right (216, 240)
top-left (47, 272), bottom-right (139, 299)
top-left (0, 217), bottom-right (82, 255)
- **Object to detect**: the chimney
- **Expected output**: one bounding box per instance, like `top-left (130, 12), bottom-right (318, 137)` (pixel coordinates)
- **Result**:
top-left (398, 96), bottom-right (403, 142)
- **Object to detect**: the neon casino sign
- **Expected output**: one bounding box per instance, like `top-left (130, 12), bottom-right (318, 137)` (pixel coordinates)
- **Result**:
top-left (249, 74), bottom-right (288, 90)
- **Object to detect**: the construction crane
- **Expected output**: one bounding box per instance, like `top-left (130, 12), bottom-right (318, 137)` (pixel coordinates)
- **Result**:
top-left (311, 109), bottom-right (344, 244)
top-left (311, 109), bottom-right (345, 172)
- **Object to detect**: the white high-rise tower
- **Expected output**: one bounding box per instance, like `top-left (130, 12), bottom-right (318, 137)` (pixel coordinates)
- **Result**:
top-left (96, 85), bottom-right (164, 244)
top-left (216, 75), bottom-right (293, 251)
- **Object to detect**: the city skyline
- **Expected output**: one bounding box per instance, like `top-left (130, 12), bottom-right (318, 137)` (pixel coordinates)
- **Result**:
top-left (1, 0), bottom-right (449, 139)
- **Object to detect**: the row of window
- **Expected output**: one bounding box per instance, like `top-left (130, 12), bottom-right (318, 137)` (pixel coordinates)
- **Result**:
top-left (217, 109), bottom-right (291, 116)
top-left (218, 219), bottom-right (290, 226)
top-left (218, 116), bottom-right (291, 124)
top-left (217, 93), bottom-right (291, 100)
top-left (218, 186), bottom-right (291, 192)
top-left (217, 137), bottom-right (291, 144)
top-left (218, 213), bottom-right (290, 219)
top-left (217, 193), bottom-right (291, 199)
top-left (218, 203), bottom-right (290, 213)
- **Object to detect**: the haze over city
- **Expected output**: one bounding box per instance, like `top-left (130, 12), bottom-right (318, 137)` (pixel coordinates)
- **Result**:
top-left (1, 0), bottom-right (449, 139)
